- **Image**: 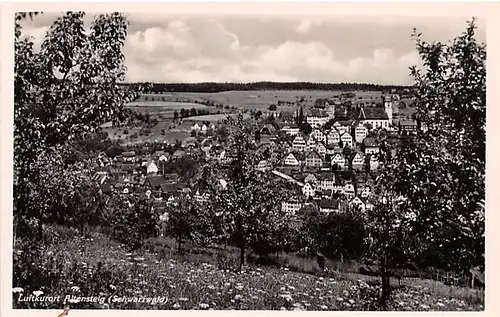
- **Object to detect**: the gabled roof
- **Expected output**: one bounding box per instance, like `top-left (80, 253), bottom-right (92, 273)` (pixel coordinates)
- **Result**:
top-left (148, 176), bottom-right (166, 188)
top-left (160, 183), bottom-right (177, 194)
top-left (319, 198), bottom-right (339, 209)
top-left (305, 150), bottom-right (322, 160)
top-left (359, 108), bottom-right (389, 120)
top-left (122, 151), bottom-right (136, 157)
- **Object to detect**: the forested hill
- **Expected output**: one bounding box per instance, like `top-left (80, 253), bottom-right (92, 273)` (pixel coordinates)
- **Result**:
top-left (123, 82), bottom-right (412, 93)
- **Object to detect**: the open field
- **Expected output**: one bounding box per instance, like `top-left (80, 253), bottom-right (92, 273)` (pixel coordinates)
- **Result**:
top-left (12, 225), bottom-right (484, 310)
top-left (134, 90), bottom-right (385, 111)
top-left (126, 101), bottom-right (211, 118)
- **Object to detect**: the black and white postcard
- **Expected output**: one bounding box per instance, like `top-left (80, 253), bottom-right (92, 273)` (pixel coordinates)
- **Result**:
top-left (0, 1), bottom-right (496, 316)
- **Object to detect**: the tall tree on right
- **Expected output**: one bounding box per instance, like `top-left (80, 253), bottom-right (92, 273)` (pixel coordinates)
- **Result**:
top-left (405, 18), bottom-right (485, 272)
top-left (365, 18), bottom-right (485, 309)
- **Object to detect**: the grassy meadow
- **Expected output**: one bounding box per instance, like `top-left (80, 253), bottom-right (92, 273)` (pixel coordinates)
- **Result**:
top-left (12, 225), bottom-right (484, 311)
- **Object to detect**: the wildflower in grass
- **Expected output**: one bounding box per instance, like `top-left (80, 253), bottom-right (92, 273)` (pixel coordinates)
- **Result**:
top-left (70, 286), bottom-right (80, 292)
top-left (436, 302), bottom-right (445, 307)
top-left (208, 285), bottom-right (215, 290)
top-left (199, 303), bottom-right (209, 309)
top-left (288, 286), bottom-right (296, 290)
top-left (279, 294), bottom-right (293, 302)
top-left (142, 264), bottom-right (148, 267)
top-left (348, 299), bottom-right (355, 304)
top-left (110, 284), bottom-right (116, 291)
top-left (336, 297), bottom-right (343, 302)
top-left (134, 257), bottom-right (145, 261)
top-left (280, 307), bottom-right (287, 311)
top-left (12, 287), bottom-right (23, 293)
top-left (230, 299), bottom-right (235, 303)
top-left (179, 297), bottom-right (188, 302)
top-left (420, 304), bottom-right (430, 310)
top-left (33, 290), bottom-right (44, 297)
top-left (320, 305), bottom-right (328, 310)
top-left (173, 303), bottom-right (180, 309)
top-left (234, 294), bottom-right (242, 300)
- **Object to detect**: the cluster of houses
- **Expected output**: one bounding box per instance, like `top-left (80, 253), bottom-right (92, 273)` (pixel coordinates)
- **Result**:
top-left (251, 95), bottom-right (423, 215)
top-left (92, 94), bottom-right (421, 220)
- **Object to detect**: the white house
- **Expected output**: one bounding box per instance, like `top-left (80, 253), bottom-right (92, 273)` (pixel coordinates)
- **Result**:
top-left (192, 123), bottom-right (201, 131)
top-left (318, 173), bottom-right (336, 191)
top-left (304, 173), bottom-right (318, 185)
top-left (302, 183), bottom-right (316, 197)
top-left (363, 138), bottom-right (380, 155)
top-left (315, 142), bottom-right (327, 157)
top-left (282, 125), bottom-right (300, 137)
top-left (306, 136), bottom-right (318, 150)
top-left (351, 152), bottom-right (365, 171)
top-left (369, 155), bottom-right (380, 171)
top-left (352, 121), bottom-right (368, 144)
top-left (327, 129), bottom-right (340, 145)
top-left (146, 161), bottom-right (159, 175)
top-left (344, 183), bottom-right (356, 199)
top-left (292, 135), bottom-right (307, 152)
top-left (311, 129), bottom-right (326, 143)
top-left (284, 153), bottom-right (301, 166)
top-left (256, 160), bottom-right (271, 172)
top-left (331, 153), bottom-right (346, 170)
top-left (358, 107), bottom-right (390, 130)
top-left (340, 133), bottom-right (354, 148)
top-left (307, 109), bottom-right (329, 127)
top-left (281, 200), bottom-right (303, 214)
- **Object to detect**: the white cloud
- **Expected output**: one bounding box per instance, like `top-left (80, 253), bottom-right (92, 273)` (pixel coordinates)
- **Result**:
top-left (296, 19), bottom-right (323, 34)
top-left (20, 16), bottom-right (425, 85)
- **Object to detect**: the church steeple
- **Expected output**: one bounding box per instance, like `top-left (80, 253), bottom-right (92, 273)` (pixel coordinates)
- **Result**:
top-left (384, 95), bottom-right (393, 125)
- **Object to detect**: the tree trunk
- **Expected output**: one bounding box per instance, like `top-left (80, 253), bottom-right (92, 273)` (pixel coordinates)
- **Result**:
top-left (380, 272), bottom-right (391, 309)
top-left (239, 239), bottom-right (245, 272)
top-left (37, 217), bottom-right (43, 241)
top-left (177, 236), bottom-right (182, 254)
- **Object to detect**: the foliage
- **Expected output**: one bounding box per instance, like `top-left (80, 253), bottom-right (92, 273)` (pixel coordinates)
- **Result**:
top-left (14, 12), bottom-right (146, 240)
top-left (107, 195), bottom-right (159, 250)
top-left (363, 18), bottom-right (486, 308)
top-left (202, 114), bottom-right (293, 270)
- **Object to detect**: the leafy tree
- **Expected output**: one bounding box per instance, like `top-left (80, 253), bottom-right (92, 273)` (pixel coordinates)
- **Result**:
top-left (173, 111), bottom-right (179, 120)
top-left (268, 104), bottom-right (277, 111)
top-left (300, 122), bottom-right (313, 135)
top-left (14, 12), bottom-right (145, 240)
top-left (202, 114), bottom-right (292, 271)
top-left (108, 195), bottom-right (159, 250)
top-left (165, 197), bottom-right (207, 253)
top-left (363, 18), bottom-right (486, 308)
top-left (403, 19), bottom-right (485, 272)
top-left (190, 107), bottom-right (197, 117)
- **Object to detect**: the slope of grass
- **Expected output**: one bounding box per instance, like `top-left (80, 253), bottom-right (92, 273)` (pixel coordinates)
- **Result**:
top-left (12, 225), bottom-right (484, 311)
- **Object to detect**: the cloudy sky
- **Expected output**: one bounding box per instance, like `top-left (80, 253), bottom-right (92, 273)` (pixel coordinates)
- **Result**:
top-left (20, 12), bottom-right (486, 85)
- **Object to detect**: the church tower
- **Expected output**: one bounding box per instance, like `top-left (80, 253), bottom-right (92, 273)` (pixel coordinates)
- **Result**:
top-left (384, 95), bottom-right (393, 126)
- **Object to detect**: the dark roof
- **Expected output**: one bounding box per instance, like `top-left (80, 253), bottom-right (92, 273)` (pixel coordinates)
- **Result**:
top-left (148, 176), bottom-right (166, 188)
top-left (122, 151), bottom-right (136, 157)
top-left (363, 137), bottom-right (379, 148)
top-left (359, 108), bottom-right (389, 120)
top-left (319, 198), bottom-right (339, 209)
top-left (318, 172), bottom-right (335, 181)
top-left (164, 173), bottom-right (179, 182)
top-left (160, 183), bottom-right (177, 193)
top-left (305, 151), bottom-right (322, 160)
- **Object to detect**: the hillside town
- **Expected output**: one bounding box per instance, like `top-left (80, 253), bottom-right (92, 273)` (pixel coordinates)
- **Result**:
top-left (92, 93), bottom-right (425, 219)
